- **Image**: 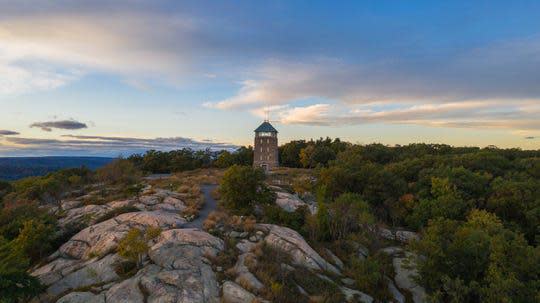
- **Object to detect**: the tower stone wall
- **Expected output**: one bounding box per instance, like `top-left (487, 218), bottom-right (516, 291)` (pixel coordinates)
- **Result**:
top-left (253, 122), bottom-right (279, 171)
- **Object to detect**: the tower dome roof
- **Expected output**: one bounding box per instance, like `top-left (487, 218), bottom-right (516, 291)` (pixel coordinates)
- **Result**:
top-left (254, 121), bottom-right (278, 133)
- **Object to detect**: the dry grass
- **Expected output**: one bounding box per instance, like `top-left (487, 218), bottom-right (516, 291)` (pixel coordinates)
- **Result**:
top-left (147, 169), bottom-right (224, 218)
top-left (202, 209), bottom-right (258, 235)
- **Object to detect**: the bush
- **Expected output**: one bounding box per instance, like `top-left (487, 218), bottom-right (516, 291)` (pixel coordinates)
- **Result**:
top-left (219, 165), bottom-right (274, 214)
top-left (96, 159), bottom-right (141, 185)
top-left (347, 253), bottom-right (393, 301)
top-left (263, 204), bottom-right (307, 231)
top-left (117, 227), bottom-right (161, 268)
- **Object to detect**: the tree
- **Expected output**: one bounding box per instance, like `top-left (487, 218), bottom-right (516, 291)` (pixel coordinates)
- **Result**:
top-left (219, 165), bottom-right (274, 213)
top-left (327, 193), bottom-right (374, 240)
top-left (96, 158), bottom-right (141, 185)
top-left (411, 210), bottom-right (540, 302)
top-left (11, 220), bottom-right (55, 263)
top-left (214, 151), bottom-right (234, 168)
top-left (0, 234), bottom-right (44, 302)
top-left (279, 140), bottom-right (307, 167)
top-left (407, 177), bottom-right (474, 229)
top-left (300, 145), bottom-right (336, 168)
top-left (117, 227), bottom-right (161, 269)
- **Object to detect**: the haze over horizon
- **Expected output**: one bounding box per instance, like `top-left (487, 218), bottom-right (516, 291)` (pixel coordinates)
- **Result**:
top-left (1, 0), bottom-right (540, 156)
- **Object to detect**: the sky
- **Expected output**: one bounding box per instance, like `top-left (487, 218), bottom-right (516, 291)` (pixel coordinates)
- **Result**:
top-left (1, 0), bottom-right (539, 156)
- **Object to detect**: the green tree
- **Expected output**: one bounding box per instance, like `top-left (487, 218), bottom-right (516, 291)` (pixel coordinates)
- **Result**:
top-left (96, 158), bottom-right (141, 185)
top-left (11, 220), bottom-right (55, 263)
top-left (327, 193), bottom-right (374, 240)
top-left (117, 227), bottom-right (161, 269)
top-left (279, 140), bottom-right (307, 167)
top-left (411, 210), bottom-right (540, 302)
top-left (219, 165), bottom-right (274, 213)
top-left (0, 237), bottom-right (44, 302)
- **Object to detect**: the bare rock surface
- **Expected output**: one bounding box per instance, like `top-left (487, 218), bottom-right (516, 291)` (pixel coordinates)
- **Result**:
top-left (274, 190), bottom-right (316, 214)
top-left (339, 286), bottom-right (374, 303)
top-left (377, 227), bottom-right (420, 243)
top-left (222, 281), bottom-right (257, 303)
top-left (58, 186), bottom-right (187, 229)
top-left (382, 247), bottom-right (426, 303)
top-left (33, 204), bottom-right (228, 303)
top-left (59, 211), bottom-right (185, 259)
top-left (233, 253), bottom-right (264, 292)
top-left (257, 224), bottom-right (340, 275)
top-left (57, 292), bottom-right (105, 303)
top-left (46, 254), bottom-right (122, 296)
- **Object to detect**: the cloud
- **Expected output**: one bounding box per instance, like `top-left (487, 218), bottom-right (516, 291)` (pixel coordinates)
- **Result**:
top-left (276, 101), bottom-right (540, 131)
top-left (0, 134), bottom-right (238, 157)
top-left (30, 120), bottom-right (88, 132)
top-left (0, 130), bottom-right (19, 136)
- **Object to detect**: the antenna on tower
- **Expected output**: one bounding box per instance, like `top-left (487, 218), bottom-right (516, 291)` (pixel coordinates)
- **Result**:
top-left (264, 106), bottom-right (269, 122)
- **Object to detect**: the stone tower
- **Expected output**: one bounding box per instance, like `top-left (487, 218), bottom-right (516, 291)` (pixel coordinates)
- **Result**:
top-left (253, 121), bottom-right (279, 172)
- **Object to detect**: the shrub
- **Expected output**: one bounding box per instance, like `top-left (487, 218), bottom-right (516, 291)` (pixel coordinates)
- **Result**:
top-left (117, 227), bottom-right (161, 268)
top-left (347, 252), bottom-right (393, 301)
top-left (96, 159), bottom-right (141, 185)
top-left (219, 165), bottom-right (274, 214)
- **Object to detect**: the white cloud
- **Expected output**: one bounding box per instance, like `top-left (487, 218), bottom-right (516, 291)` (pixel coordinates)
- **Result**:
top-left (0, 13), bottom-right (204, 95)
top-left (276, 101), bottom-right (540, 131)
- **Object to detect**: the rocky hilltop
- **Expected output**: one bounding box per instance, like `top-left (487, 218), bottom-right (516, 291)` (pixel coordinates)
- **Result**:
top-left (29, 178), bottom-right (424, 303)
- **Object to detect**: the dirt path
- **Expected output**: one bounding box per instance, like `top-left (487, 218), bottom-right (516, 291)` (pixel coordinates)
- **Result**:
top-left (184, 184), bottom-right (218, 229)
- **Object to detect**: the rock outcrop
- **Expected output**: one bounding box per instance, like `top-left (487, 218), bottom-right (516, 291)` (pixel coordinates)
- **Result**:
top-left (257, 224), bottom-right (340, 275)
top-left (381, 247), bottom-right (426, 303)
top-left (33, 211), bottom-right (224, 303)
top-left (58, 187), bottom-right (188, 229)
top-left (274, 190), bottom-right (316, 214)
top-left (222, 281), bottom-right (257, 303)
top-left (59, 211), bottom-right (186, 259)
top-left (377, 227), bottom-right (420, 243)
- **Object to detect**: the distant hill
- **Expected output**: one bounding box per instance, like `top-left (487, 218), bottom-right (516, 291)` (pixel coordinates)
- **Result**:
top-left (0, 156), bottom-right (114, 181)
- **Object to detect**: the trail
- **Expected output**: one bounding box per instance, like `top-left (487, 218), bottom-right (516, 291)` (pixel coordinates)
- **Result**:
top-left (184, 184), bottom-right (218, 229)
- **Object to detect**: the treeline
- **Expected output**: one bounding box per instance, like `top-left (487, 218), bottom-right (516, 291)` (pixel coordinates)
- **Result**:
top-left (126, 147), bottom-right (253, 173)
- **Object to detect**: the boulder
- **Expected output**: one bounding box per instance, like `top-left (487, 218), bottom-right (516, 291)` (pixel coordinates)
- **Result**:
top-left (275, 191), bottom-right (315, 213)
top-left (257, 224), bottom-right (340, 275)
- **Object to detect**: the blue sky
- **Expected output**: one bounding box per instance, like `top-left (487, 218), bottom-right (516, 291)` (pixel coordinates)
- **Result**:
top-left (0, 0), bottom-right (539, 156)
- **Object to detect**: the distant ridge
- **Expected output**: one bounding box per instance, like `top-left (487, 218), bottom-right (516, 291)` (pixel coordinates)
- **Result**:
top-left (0, 156), bottom-right (114, 181)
